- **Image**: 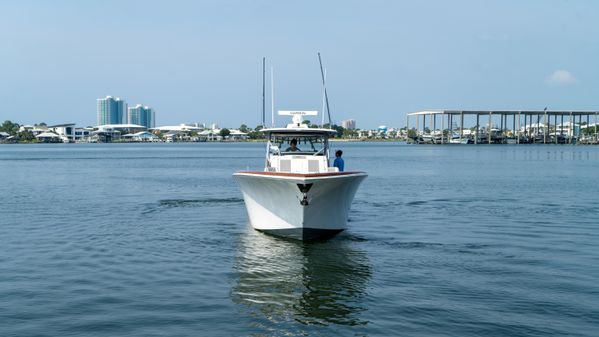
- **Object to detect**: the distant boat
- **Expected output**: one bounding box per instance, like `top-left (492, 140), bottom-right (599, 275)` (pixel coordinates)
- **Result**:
top-left (449, 133), bottom-right (469, 144)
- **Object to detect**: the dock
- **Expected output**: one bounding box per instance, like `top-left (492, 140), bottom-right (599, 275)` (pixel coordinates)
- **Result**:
top-left (406, 110), bottom-right (599, 144)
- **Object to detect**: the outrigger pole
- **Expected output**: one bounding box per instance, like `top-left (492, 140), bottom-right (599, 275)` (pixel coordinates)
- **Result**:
top-left (262, 57), bottom-right (266, 127)
top-left (318, 52), bottom-right (332, 125)
top-left (271, 66), bottom-right (275, 127)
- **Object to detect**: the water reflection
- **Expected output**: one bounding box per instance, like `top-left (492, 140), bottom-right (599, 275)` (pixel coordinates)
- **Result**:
top-left (231, 229), bottom-right (372, 331)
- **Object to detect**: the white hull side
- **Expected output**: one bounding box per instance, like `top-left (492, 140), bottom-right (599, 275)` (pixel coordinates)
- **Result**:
top-left (233, 172), bottom-right (366, 240)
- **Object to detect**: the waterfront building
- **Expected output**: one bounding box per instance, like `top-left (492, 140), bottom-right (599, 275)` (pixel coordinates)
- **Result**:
top-left (199, 129), bottom-right (222, 141)
top-left (341, 119), bottom-right (356, 130)
top-left (152, 124), bottom-right (202, 132)
top-left (378, 125), bottom-right (388, 135)
top-left (406, 110), bottom-right (597, 144)
top-left (35, 131), bottom-right (62, 143)
top-left (122, 131), bottom-right (160, 142)
top-left (19, 125), bottom-right (48, 136)
top-left (228, 129), bottom-right (249, 140)
top-left (97, 96), bottom-right (127, 125)
top-left (127, 104), bottom-right (155, 128)
top-left (48, 123), bottom-right (76, 142)
top-left (92, 124), bottom-right (146, 142)
top-left (74, 127), bottom-right (93, 142)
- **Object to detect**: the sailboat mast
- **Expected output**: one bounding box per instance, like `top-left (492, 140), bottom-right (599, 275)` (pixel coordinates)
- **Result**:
top-left (318, 52), bottom-right (332, 125)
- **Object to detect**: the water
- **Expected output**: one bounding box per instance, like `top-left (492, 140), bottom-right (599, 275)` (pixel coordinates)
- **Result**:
top-left (1, 142), bottom-right (598, 336)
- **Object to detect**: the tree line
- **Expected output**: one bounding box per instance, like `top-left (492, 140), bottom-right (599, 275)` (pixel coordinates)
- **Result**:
top-left (0, 120), bottom-right (40, 142)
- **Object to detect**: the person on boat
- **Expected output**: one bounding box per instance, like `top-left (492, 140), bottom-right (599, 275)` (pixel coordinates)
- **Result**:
top-left (333, 150), bottom-right (344, 172)
top-left (285, 138), bottom-right (301, 152)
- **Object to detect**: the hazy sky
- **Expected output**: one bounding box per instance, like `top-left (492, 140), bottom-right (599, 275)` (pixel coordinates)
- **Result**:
top-left (1, 0), bottom-right (598, 129)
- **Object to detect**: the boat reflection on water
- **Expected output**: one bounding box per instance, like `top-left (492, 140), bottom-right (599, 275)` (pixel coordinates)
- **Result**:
top-left (231, 229), bottom-right (372, 331)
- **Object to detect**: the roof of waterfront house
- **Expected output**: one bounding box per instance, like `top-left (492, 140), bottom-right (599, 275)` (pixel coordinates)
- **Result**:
top-left (408, 110), bottom-right (599, 116)
top-left (152, 125), bottom-right (202, 131)
top-left (95, 124), bottom-right (146, 130)
top-left (35, 132), bottom-right (60, 138)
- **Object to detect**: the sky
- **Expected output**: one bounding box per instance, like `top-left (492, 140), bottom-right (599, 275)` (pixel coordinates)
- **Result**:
top-left (0, 0), bottom-right (598, 129)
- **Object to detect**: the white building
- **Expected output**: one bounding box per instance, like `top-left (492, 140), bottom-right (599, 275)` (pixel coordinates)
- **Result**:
top-left (48, 123), bottom-right (76, 142)
top-left (127, 104), bottom-right (155, 128)
top-left (228, 129), bottom-right (249, 140)
top-left (97, 96), bottom-right (127, 125)
top-left (123, 131), bottom-right (160, 142)
top-left (19, 125), bottom-right (48, 136)
top-left (341, 119), bottom-right (356, 130)
top-left (74, 127), bottom-right (93, 142)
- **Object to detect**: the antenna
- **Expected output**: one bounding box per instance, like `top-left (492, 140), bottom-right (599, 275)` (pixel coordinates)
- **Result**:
top-left (321, 69), bottom-right (326, 126)
top-left (318, 52), bottom-right (332, 125)
top-left (262, 57), bottom-right (266, 127)
top-left (271, 66), bottom-right (275, 127)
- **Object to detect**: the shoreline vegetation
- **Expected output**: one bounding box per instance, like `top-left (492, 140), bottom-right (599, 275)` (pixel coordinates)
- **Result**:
top-left (4, 119), bottom-right (599, 145)
top-left (0, 120), bottom-right (406, 144)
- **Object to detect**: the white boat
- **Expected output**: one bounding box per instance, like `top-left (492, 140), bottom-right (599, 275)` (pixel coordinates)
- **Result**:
top-left (233, 111), bottom-right (367, 240)
top-left (449, 133), bottom-right (470, 144)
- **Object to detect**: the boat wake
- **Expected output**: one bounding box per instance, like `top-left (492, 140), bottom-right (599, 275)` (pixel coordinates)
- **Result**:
top-left (158, 197), bottom-right (244, 207)
top-left (142, 197), bottom-right (244, 214)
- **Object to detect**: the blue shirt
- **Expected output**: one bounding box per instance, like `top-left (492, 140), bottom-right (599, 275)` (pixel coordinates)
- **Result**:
top-left (333, 157), bottom-right (344, 172)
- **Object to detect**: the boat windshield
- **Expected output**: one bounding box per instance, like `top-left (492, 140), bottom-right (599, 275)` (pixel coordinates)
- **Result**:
top-left (270, 134), bottom-right (327, 155)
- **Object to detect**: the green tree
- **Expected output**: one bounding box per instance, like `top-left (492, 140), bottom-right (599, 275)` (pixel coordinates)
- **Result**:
top-left (582, 125), bottom-right (597, 135)
top-left (0, 120), bottom-right (20, 135)
top-left (219, 128), bottom-right (231, 138)
top-left (332, 124), bottom-right (345, 138)
top-left (342, 129), bottom-right (358, 139)
top-left (247, 125), bottom-right (264, 140)
top-left (239, 124), bottom-right (248, 133)
top-left (18, 130), bottom-right (36, 142)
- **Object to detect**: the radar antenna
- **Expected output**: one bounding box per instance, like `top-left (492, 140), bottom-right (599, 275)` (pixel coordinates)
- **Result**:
top-left (318, 52), bottom-right (332, 126)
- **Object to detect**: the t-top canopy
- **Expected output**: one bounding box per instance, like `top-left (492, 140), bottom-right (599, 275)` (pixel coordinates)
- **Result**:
top-left (261, 127), bottom-right (337, 135)
top-left (278, 110), bottom-right (318, 116)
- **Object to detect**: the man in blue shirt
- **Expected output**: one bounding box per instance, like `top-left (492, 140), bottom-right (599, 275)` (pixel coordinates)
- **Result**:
top-left (333, 150), bottom-right (344, 172)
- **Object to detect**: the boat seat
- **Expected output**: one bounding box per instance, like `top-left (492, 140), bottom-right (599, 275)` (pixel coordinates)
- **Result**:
top-left (279, 159), bottom-right (291, 172)
top-left (308, 160), bottom-right (319, 173)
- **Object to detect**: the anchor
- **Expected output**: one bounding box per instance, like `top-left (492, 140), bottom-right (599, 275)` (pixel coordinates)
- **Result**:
top-left (297, 183), bottom-right (313, 206)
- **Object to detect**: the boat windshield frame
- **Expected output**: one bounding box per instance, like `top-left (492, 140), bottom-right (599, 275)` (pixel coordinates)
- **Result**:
top-left (267, 132), bottom-right (330, 156)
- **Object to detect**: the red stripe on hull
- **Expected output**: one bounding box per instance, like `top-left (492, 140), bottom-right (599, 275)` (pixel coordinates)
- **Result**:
top-left (235, 171), bottom-right (364, 178)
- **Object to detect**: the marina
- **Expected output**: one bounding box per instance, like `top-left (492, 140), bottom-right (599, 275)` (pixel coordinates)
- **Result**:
top-left (407, 110), bottom-right (599, 145)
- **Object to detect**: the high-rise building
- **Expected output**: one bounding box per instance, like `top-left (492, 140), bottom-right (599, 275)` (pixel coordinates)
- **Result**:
top-left (127, 104), bottom-right (155, 128)
top-left (341, 119), bottom-right (356, 130)
top-left (97, 96), bottom-right (127, 125)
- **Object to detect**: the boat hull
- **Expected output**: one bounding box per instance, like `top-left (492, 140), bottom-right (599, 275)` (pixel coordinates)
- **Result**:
top-left (233, 171), bottom-right (367, 240)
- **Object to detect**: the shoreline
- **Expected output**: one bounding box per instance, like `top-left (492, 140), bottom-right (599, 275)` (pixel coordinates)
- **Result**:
top-left (0, 138), bottom-right (407, 145)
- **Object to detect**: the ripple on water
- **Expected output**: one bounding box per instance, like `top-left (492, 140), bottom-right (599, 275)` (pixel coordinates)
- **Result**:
top-left (2, 143), bottom-right (599, 336)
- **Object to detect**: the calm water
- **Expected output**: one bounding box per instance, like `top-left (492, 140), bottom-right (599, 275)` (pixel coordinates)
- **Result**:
top-left (1, 142), bottom-right (598, 336)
